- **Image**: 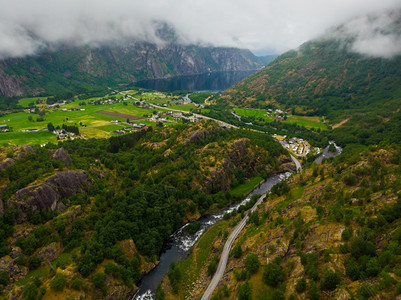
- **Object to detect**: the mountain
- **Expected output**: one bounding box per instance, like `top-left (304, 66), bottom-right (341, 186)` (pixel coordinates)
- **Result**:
top-left (224, 39), bottom-right (401, 116)
top-left (221, 10), bottom-right (401, 147)
top-left (0, 42), bottom-right (271, 97)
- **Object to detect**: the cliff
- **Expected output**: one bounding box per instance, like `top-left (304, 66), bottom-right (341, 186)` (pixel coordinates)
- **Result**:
top-left (8, 170), bottom-right (88, 223)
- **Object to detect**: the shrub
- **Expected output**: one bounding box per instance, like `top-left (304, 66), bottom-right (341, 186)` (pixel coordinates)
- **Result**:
top-left (71, 277), bottom-right (82, 290)
top-left (232, 244), bottom-right (243, 258)
top-left (238, 281), bottom-right (251, 300)
top-left (0, 271), bottom-right (9, 285)
top-left (263, 262), bottom-right (284, 287)
top-left (358, 284), bottom-right (374, 299)
top-left (28, 256), bottom-right (42, 270)
top-left (321, 270), bottom-right (341, 291)
top-left (296, 277), bottom-right (307, 293)
top-left (244, 253), bottom-right (260, 274)
top-left (50, 273), bottom-right (67, 291)
top-left (207, 256), bottom-right (219, 276)
top-left (93, 272), bottom-right (106, 288)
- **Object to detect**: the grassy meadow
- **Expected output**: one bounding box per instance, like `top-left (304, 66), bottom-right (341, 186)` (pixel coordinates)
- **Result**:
top-left (234, 107), bottom-right (328, 130)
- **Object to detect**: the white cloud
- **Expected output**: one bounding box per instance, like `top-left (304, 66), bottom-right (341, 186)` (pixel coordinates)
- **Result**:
top-left (332, 10), bottom-right (401, 58)
top-left (0, 0), bottom-right (400, 59)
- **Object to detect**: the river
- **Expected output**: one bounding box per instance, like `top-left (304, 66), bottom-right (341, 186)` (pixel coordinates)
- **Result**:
top-left (134, 143), bottom-right (342, 300)
top-left (131, 70), bottom-right (257, 92)
top-left (314, 141), bottom-right (343, 163)
top-left (133, 172), bottom-right (292, 300)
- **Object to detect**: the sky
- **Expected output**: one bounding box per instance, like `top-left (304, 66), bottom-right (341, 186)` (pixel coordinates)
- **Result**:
top-left (0, 0), bottom-right (400, 59)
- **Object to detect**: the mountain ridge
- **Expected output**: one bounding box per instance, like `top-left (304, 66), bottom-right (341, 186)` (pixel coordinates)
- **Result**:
top-left (0, 42), bottom-right (273, 97)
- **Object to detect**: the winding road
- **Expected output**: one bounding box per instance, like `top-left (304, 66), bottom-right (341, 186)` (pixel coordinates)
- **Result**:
top-left (201, 194), bottom-right (266, 300)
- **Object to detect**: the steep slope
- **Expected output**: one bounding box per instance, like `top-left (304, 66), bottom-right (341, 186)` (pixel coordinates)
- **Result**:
top-left (162, 145), bottom-right (401, 299)
top-left (0, 43), bottom-right (270, 97)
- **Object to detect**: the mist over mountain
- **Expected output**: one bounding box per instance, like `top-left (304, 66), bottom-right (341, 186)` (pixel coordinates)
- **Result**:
top-left (0, 0), bottom-right (400, 59)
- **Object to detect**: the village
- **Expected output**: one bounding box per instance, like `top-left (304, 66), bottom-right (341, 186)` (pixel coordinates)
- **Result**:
top-left (273, 134), bottom-right (320, 157)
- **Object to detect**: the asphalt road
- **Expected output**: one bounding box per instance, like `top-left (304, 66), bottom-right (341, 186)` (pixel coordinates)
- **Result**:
top-left (290, 154), bottom-right (302, 172)
top-left (201, 194), bottom-right (266, 300)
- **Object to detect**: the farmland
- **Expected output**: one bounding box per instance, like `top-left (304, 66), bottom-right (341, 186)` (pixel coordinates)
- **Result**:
top-left (0, 89), bottom-right (199, 146)
top-left (233, 107), bottom-right (328, 130)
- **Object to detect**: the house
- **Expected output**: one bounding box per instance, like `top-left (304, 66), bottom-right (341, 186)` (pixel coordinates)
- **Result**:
top-left (110, 120), bottom-right (119, 123)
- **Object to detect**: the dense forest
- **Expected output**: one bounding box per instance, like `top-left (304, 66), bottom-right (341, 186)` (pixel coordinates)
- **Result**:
top-left (0, 121), bottom-right (290, 299)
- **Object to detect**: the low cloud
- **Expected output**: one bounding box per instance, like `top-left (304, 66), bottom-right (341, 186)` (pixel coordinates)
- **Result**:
top-left (0, 0), bottom-right (400, 59)
top-left (327, 9), bottom-right (401, 58)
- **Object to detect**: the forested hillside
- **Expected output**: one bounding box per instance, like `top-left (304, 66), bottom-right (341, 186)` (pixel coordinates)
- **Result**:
top-left (0, 121), bottom-right (290, 299)
top-left (221, 37), bottom-right (401, 147)
top-left (162, 145), bottom-right (401, 299)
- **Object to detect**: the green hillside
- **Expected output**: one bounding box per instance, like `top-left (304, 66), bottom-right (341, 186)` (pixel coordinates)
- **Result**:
top-left (0, 121), bottom-right (290, 299)
top-left (162, 145), bottom-right (401, 299)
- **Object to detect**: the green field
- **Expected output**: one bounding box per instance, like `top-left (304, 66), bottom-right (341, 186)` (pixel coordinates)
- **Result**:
top-left (18, 97), bottom-right (48, 108)
top-left (230, 176), bottom-right (264, 198)
top-left (0, 131), bottom-right (57, 147)
top-left (1, 92), bottom-right (194, 145)
top-left (234, 108), bottom-right (273, 122)
top-left (2, 102), bottom-right (153, 131)
top-left (286, 114), bottom-right (328, 130)
top-left (170, 103), bottom-right (196, 112)
top-left (234, 107), bottom-right (328, 130)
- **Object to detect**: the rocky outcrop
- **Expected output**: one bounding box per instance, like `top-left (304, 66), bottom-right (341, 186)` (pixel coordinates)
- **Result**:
top-left (0, 68), bottom-right (22, 97)
top-left (8, 171), bottom-right (88, 223)
top-left (16, 145), bottom-right (34, 159)
top-left (0, 145), bottom-right (35, 172)
top-left (188, 129), bottom-right (209, 143)
top-left (0, 256), bottom-right (28, 283)
top-left (37, 242), bottom-right (62, 262)
top-left (51, 148), bottom-right (72, 166)
top-left (0, 158), bottom-right (15, 171)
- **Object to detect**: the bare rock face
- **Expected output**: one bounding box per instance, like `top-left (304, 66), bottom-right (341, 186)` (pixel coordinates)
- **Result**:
top-left (0, 68), bottom-right (22, 97)
top-left (0, 158), bottom-right (15, 171)
top-left (37, 242), bottom-right (61, 262)
top-left (9, 171), bottom-right (88, 223)
top-left (107, 285), bottom-right (137, 300)
top-left (9, 247), bottom-right (23, 260)
top-left (0, 256), bottom-right (28, 283)
top-left (188, 129), bottom-right (209, 143)
top-left (51, 148), bottom-right (72, 166)
top-left (16, 145), bottom-right (34, 159)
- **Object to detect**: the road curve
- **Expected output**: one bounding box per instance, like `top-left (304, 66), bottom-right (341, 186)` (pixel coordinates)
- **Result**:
top-left (290, 154), bottom-right (302, 172)
top-left (201, 194), bottom-right (266, 300)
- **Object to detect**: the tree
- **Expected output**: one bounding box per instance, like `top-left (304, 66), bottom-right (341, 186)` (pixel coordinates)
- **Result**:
top-left (263, 262), bottom-right (284, 287)
top-left (328, 143), bottom-right (336, 153)
top-left (28, 115), bottom-right (33, 122)
top-left (47, 122), bottom-right (55, 132)
top-left (232, 244), bottom-right (243, 258)
top-left (244, 253), bottom-right (260, 274)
